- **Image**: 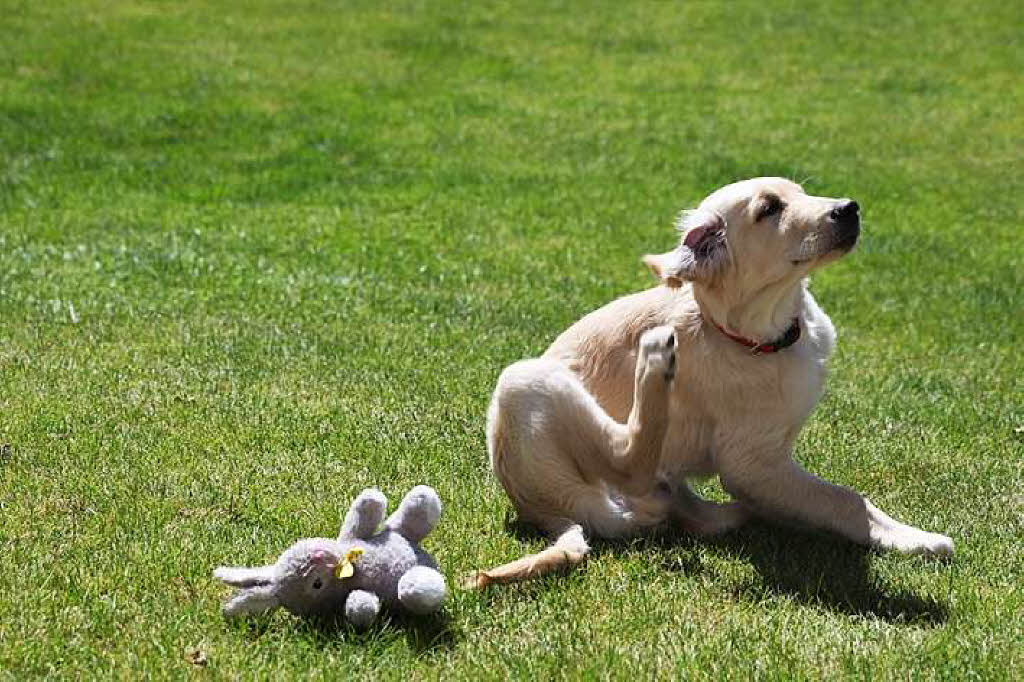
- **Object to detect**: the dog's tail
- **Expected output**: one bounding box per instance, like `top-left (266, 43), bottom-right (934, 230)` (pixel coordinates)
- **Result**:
top-left (464, 487), bottom-right (670, 589)
top-left (463, 522), bottom-right (590, 589)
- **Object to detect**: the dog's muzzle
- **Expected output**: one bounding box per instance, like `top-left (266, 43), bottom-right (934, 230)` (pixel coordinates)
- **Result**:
top-left (829, 199), bottom-right (860, 251)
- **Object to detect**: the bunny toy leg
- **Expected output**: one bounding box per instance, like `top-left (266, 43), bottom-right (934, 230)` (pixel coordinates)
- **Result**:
top-left (339, 488), bottom-right (388, 540)
top-left (345, 589), bottom-right (381, 629)
top-left (397, 566), bottom-right (447, 615)
top-left (385, 486), bottom-right (442, 544)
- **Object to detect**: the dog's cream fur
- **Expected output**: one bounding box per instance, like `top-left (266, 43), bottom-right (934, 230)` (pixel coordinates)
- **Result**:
top-left (470, 177), bottom-right (953, 588)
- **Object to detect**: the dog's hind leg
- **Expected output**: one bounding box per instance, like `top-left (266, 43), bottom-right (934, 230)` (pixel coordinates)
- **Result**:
top-left (470, 327), bottom-right (678, 589)
top-left (668, 483), bottom-right (750, 535)
top-left (601, 325), bottom-right (678, 495)
top-left (488, 325), bottom-right (676, 521)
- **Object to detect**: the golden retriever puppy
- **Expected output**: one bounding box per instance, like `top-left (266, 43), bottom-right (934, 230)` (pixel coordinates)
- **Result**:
top-left (469, 177), bottom-right (954, 588)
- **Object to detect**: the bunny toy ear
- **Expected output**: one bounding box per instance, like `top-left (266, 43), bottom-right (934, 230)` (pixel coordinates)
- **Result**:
top-left (214, 565), bottom-right (280, 618)
top-left (339, 488), bottom-right (388, 540)
top-left (221, 585), bottom-right (280, 618)
top-left (213, 565), bottom-right (275, 588)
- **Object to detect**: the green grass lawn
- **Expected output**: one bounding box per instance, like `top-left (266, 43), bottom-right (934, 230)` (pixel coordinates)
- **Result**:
top-left (1, 0), bottom-right (1021, 678)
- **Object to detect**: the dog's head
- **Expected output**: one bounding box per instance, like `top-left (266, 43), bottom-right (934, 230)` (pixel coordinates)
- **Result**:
top-left (644, 177), bottom-right (859, 290)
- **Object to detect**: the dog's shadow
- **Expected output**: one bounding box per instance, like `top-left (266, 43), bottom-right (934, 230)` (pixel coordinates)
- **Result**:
top-left (505, 516), bottom-right (949, 626)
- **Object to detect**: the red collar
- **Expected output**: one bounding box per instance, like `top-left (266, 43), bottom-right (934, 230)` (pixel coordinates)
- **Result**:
top-left (710, 317), bottom-right (801, 354)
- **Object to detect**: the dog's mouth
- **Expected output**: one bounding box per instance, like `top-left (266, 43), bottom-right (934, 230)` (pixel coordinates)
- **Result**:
top-left (792, 202), bottom-right (860, 265)
top-left (791, 223), bottom-right (859, 266)
top-left (833, 222), bottom-right (860, 252)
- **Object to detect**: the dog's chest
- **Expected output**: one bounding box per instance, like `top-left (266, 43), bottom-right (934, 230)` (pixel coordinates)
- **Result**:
top-left (661, 348), bottom-right (827, 476)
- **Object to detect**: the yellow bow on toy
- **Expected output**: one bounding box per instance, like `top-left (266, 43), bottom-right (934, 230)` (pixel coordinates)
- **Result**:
top-left (334, 547), bottom-right (364, 579)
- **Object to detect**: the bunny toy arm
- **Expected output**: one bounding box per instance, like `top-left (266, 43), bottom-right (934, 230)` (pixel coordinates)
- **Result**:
top-left (344, 589), bottom-right (381, 628)
top-left (397, 565), bottom-right (446, 615)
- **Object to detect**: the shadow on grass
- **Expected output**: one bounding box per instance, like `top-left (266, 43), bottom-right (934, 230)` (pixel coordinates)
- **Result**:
top-left (314, 611), bottom-right (459, 655)
top-left (502, 515), bottom-right (950, 626)
top-left (235, 609), bottom-right (460, 655)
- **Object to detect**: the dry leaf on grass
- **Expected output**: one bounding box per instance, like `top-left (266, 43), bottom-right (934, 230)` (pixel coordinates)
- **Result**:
top-left (185, 647), bottom-right (208, 667)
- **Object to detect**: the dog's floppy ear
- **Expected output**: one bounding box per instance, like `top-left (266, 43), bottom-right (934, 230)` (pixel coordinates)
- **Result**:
top-left (642, 251), bottom-right (684, 287)
top-left (644, 209), bottom-right (728, 285)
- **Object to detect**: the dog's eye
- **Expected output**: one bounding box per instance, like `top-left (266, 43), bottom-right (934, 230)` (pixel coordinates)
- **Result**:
top-left (312, 578), bottom-right (323, 590)
top-left (757, 196), bottom-right (784, 221)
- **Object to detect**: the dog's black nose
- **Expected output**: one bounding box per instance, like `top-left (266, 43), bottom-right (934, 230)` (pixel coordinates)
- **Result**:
top-left (830, 199), bottom-right (859, 222)
top-left (831, 199), bottom-right (860, 251)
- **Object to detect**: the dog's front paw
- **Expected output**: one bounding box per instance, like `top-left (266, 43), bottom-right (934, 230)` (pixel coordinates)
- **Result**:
top-left (638, 325), bottom-right (677, 382)
top-left (911, 531), bottom-right (955, 557)
top-left (875, 527), bottom-right (955, 558)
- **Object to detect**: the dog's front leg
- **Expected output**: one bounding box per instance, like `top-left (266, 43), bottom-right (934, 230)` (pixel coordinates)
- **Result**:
top-left (720, 455), bottom-right (954, 556)
top-left (602, 326), bottom-right (677, 495)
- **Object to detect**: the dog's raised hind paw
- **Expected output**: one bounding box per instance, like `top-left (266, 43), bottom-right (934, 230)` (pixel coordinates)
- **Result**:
top-left (638, 325), bottom-right (677, 382)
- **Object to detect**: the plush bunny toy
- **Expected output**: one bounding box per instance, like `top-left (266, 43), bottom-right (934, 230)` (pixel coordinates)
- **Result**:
top-left (213, 485), bottom-right (447, 628)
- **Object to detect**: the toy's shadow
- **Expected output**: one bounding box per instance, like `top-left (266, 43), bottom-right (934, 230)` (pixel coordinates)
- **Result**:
top-left (503, 515), bottom-right (949, 625)
top-left (291, 610), bottom-right (459, 655)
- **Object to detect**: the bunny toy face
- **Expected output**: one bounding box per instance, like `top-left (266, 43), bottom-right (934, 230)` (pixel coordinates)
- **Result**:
top-left (267, 539), bottom-right (352, 615)
top-left (213, 538), bottom-right (350, 617)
